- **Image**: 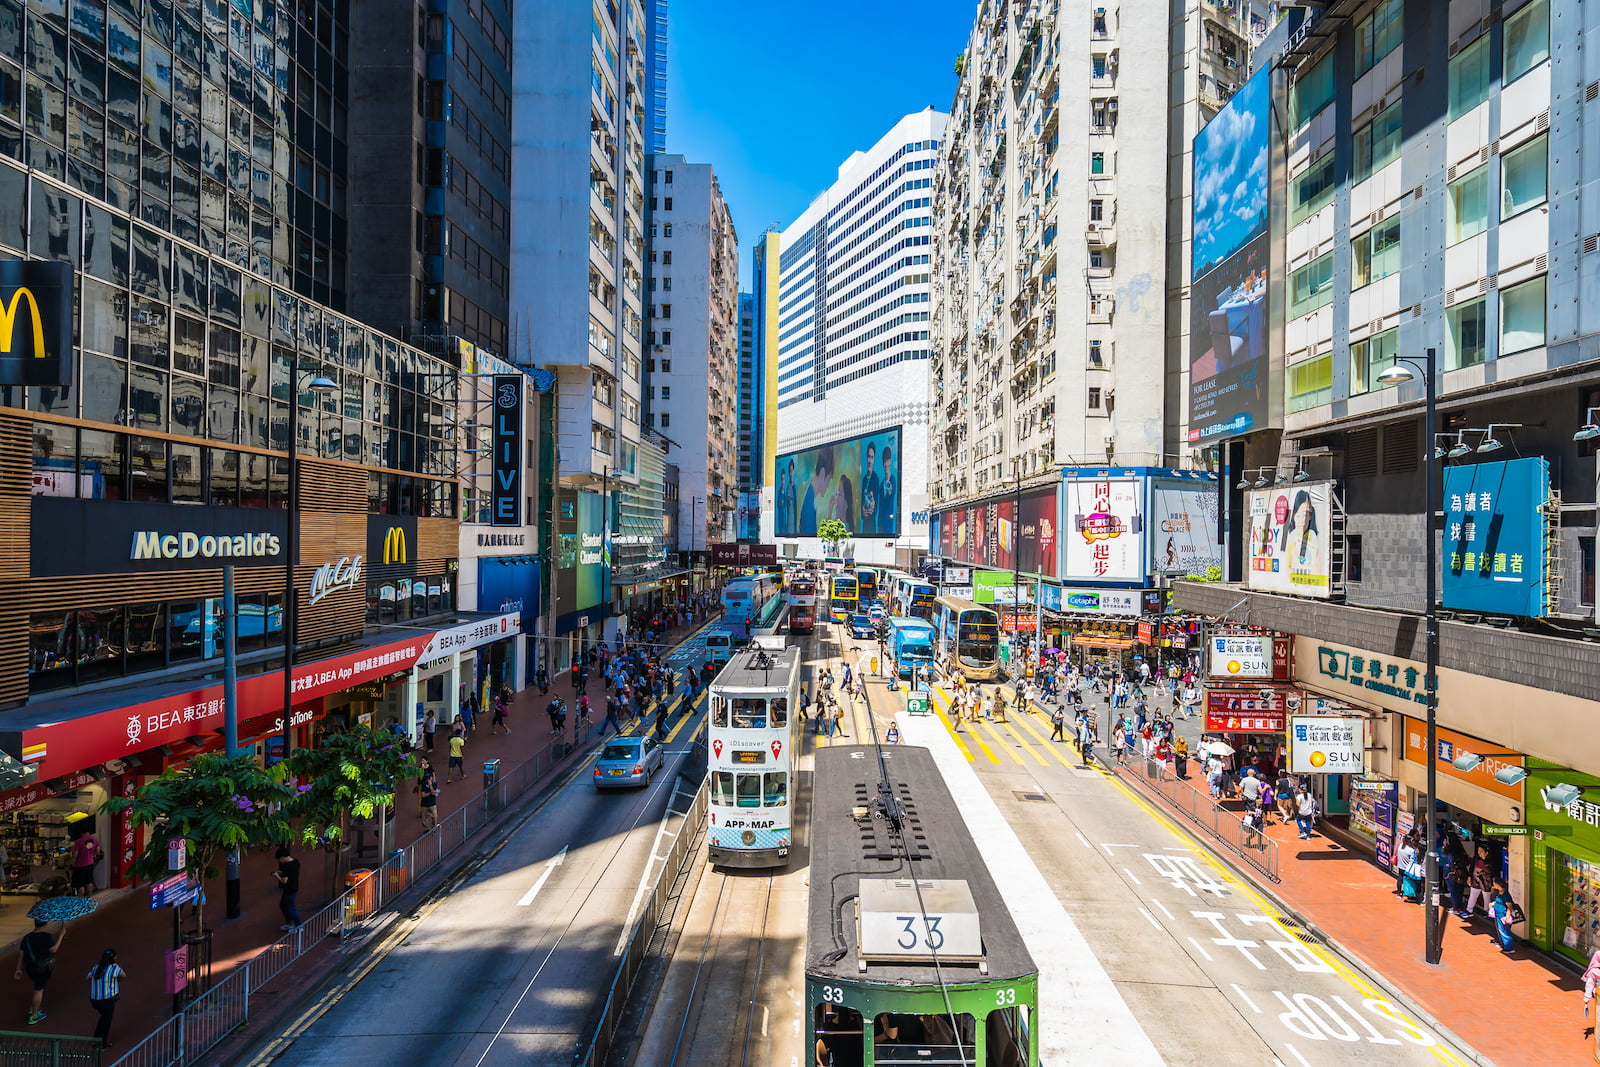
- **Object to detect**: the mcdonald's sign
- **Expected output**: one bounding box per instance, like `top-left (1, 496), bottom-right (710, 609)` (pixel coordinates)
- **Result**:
top-left (382, 526), bottom-right (408, 565)
top-left (0, 260), bottom-right (72, 386)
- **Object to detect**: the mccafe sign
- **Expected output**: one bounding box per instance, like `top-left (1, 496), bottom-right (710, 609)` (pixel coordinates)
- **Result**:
top-left (32, 499), bottom-right (289, 577)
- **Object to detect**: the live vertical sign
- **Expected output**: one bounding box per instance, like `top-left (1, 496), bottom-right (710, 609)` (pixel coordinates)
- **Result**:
top-left (491, 375), bottom-right (522, 526)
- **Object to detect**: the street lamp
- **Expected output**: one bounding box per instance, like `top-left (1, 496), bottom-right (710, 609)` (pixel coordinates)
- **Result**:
top-left (1374, 347), bottom-right (1444, 967)
top-left (281, 370), bottom-right (338, 760)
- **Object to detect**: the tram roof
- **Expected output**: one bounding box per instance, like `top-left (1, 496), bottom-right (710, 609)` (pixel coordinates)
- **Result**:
top-left (712, 643), bottom-right (801, 689)
top-left (807, 745), bottom-right (1035, 985)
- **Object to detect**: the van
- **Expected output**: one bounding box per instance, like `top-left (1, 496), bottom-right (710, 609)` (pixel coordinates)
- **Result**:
top-left (704, 629), bottom-right (736, 665)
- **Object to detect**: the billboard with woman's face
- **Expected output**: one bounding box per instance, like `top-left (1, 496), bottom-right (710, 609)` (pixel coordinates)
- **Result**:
top-left (776, 427), bottom-right (902, 538)
top-left (1246, 482), bottom-right (1332, 598)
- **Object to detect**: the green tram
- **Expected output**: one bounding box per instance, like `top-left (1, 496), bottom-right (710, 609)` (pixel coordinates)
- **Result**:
top-left (807, 745), bottom-right (1039, 1066)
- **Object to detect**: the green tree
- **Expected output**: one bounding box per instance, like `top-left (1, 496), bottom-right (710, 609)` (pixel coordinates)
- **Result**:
top-left (817, 518), bottom-right (851, 556)
top-left (103, 753), bottom-right (295, 930)
top-left (284, 725), bottom-right (418, 848)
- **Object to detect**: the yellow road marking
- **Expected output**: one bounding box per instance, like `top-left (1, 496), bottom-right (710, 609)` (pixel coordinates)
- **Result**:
top-left (930, 688), bottom-right (995, 762)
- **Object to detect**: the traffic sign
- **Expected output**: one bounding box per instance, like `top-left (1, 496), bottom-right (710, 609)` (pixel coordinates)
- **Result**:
top-left (907, 687), bottom-right (931, 715)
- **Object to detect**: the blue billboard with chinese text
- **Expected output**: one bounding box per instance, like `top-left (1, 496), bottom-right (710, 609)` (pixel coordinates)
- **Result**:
top-left (1442, 457), bottom-right (1549, 617)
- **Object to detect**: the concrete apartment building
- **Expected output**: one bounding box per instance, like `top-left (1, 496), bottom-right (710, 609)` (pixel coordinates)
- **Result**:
top-left (772, 111), bottom-right (946, 566)
top-left (644, 155), bottom-right (740, 552)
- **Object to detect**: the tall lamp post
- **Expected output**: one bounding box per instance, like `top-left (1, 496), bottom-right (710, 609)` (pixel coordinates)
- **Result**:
top-left (1375, 347), bottom-right (1443, 966)
top-left (281, 370), bottom-right (339, 760)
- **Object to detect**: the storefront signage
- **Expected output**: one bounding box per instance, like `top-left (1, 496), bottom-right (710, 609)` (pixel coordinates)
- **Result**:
top-left (31, 499), bottom-right (289, 577)
top-left (1536, 779), bottom-right (1600, 829)
top-left (1063, 478), bottom-right (1143, 581)
top-left (1288, 715), bottom-right (1363, 774)
top-left (307, 555), bottom-right (363, 605)
top-left (0, 259), bottom-right (72, 386)
top-left (1207, 635), bottom-right (1289, 679)
top-left (1401, 718), bottom-right (1526, 802)
top-left (414, 612), bottom-right (518, 663)
top-left (1311, 644), bottom-right (1429, 707)
top-left (940, 566), bottom-right (972, 585)
top-left (1036, 585), bottom-right (1148, 615)
top-left (491, 374), bottom-right (522, 526)
top-left (1482, 824), bottom-right (1530, 836)
top-left (476, 532), bottom-right (526, 547)
top-left (1442, 457), bottom-right (1550, 617)
top-left (1246, 482), bottom-right (1332, 598)
top-left (0, 770), bottom-right (95, 816)
top-left (710, 543), bottom-right (779, 566)
top-left (1204, 687), bottom-right (1296, 732)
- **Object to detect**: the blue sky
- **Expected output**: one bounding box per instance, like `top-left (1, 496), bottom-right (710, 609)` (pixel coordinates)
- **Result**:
top-left (666, 0), bottom-right (976, 287)
top-left (1191, 66), bottom-right (1270, 280)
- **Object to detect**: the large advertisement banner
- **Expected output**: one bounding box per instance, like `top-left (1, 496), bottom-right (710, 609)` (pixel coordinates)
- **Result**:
top-left (1150, 480), bottom-right (1221, 577)
top-left (1246, 483), bottom-right (1332, 598)
top-left (556, 490), bottom-right (608, 612)
top-left (775, 426), bottom-right (902, 538)
top-left (1189, 66), bottom-right (1274, 443)
top-left (936, 498), bottom-right (1018, 572)
top-left (1063, 478), bottom-right (1143, 581)
top-left (1442, 457), bottom-right (1550, 617)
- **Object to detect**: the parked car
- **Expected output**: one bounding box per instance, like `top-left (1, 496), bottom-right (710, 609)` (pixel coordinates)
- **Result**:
top-left (593, 735), bottom-right (665, 790)
top-left (848, 613), bottom-right (877, 639)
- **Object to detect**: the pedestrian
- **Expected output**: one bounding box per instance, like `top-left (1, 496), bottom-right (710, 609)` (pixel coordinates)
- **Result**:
top-left (1491, 881), bottom-right (1518, 953)
top-left (68, 826), bottom-right (101, 897)
top-left (1583, 947), bottom-right (1600, 1019)
top-left (1242, 807), bottom-right (1266, 851)
top-left (1173, 734), bottom-right (1190, 779)
top-left (1275, 772), bottom-right (1296, 824)
top-left (1207, 755), bottom-right (1224, 800)
top-left (491, 694), bottom-right (511, 734)
top-left (418, 765), bottom-right (439, 830)
top-left (1294, 785), bottom-right (1319, 841)
top-left (993, 690), bottom-right (1008, 724)
top-left (842, 663), bottom-right (853, 690)
top-left (1179, 685), bottom-right (1200, 719)
top-left (1049, 705), bottom-right (1066, 742)
top-left (603, 694), bottom-right (624, 736)
top-left (423, 711), bottom-right (437, 753)
top-left (546, 697), bottom-right (563, 735)
top-left (272, 846), bottom-right (302, 932)
top-left (1462, 845), bottom-right (1494, 919)
top-left (1395, 834), bottom-right (1423, 901)
top-left (1110, 725), bottom-right (1126, 764)
top-left (15, 919), bottom-right (62, 1025)
top-left (577, 695), bottom-right (593, 735)
top-left (459, 695), bottom-right (476, 735)
top-left (447, 730), bottom-right (466, 782)
top-left (536, 664), bottom-right (550, 695)
top-left (1076, 716), bottom-right (1095, 764)
top-left (1239, 768), bottom-right (1263, 807)
top-left (1446, 855), bottom-right (1470, 918)
top-left (829, 699), bottom-right (847, 738)
top-left (85, 948), bottom-right (122, 1048)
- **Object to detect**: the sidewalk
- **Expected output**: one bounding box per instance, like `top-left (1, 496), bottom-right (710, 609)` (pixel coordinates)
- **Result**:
top-left (1110, 719), bottom-right (1590, 1065)
top-left (7, 615), bottom-right (714, 1050)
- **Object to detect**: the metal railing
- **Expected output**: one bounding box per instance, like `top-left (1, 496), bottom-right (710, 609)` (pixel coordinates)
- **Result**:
top-left (108, 736), bottom-right (582, 1067)
top-left (0, 1030), bottom-right (103, 1066)
top-left (1108, 756), bottom-right (1281, 883)
top-left (578, 779), bottom-right (709, 1067)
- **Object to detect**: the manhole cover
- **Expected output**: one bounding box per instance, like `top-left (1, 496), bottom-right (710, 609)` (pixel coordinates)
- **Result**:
top-left (1012, 791), bottom-right (1049, 803)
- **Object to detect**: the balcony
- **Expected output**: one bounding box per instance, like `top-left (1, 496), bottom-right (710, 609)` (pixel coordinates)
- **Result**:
top-left (1086, 222), bottom-right (1116, 247)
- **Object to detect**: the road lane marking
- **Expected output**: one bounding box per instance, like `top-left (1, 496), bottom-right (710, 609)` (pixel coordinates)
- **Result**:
top-left (1074, 831), bottom-right (1092, 849)
top-left (1233, 983), bottom-right (1261, 1013)
top-left (1151, 899), bottom-right (1175, 922)
top-left (1137, 907), bottom-right (1162, 931)
top-left (516, 845), bottom-right (568, 906)
top-left (1123, 867), bottom-right (1142, 884)
top-left (1187, 937), bottom-right (1214, 961)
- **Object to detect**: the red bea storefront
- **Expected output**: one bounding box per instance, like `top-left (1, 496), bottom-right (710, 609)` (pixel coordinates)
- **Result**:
top-left (1202, 686), bottom-right (1298, 777)
top-left (0, 630), bottom-right (440, 891)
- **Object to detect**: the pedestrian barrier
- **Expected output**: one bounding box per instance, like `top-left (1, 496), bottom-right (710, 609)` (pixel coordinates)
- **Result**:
top-left (0, 1030), bottom-right (104, 1066)
top-left (1107, 756), bottom-right (1281, 883)
top-left (108, 734), bottom-right (582, 1067)
top-left (577, 778), bottom-right (710, 1067)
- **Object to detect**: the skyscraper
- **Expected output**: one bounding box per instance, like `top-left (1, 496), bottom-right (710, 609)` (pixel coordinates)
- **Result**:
top-left (773, 111), bottom-right (945, 566)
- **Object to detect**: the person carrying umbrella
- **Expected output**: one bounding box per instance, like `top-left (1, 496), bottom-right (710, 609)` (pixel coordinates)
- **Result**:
top-left (15, 919), bottom-right (63, 1025)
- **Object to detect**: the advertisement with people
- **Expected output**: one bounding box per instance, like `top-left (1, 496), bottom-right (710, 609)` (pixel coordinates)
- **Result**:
top-left (936, 489), bottom-right (1057, 576)
top-left (1062, 477), bottom-right (1143, 582)
top-left (775, 426), bottom-right (902, 538)
top-left (1441, 457), bottom-right (1551, 617)
top-left (1246, 483), bottom-right (1332, 598)
top-left (1189, 65), bottom-right (1276, 443)
top-left (1150, 478), bottom-right (1221, 578)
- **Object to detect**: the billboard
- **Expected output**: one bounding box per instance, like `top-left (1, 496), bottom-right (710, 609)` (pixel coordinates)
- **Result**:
top-left (973, 570), bottom-right (1032, 605)
top-left (477, 557), bottom-right (542, 633)
top-left (1016, 488), bottom-right (1059, 578)
top-left (1150, 480), bottom-right (1221, 577)
top-left (775, 426), bottom-right (902, 538)
top-left (0, 259), bottom-right (73, 387)
top-left (1246, 483), bottom-right (1332, 598)
top-left (1288, 716), bottom-right (1364, 774)
top-left (555, 489), bottom-right (607, 613)
top-left (1189, 66), bottom-right (1274, 443)
top-left (1442, 457), bottom-right (1550, 617)
top-left (1063, 478), bottom-right (1142, 581)
top-left (936, 498), bottom-right (1017, 572)
top-left (490, 375), bottom-right (522, 526)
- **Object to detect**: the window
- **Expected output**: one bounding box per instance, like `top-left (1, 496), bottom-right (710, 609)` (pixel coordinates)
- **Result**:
top-left (1289, 154), bottom-right (1335, 226)
top-left (1091, 101), bottom-right (1109, 127)
top-left (1090, 152), bottom-right (1104, 175)
top-left (1289, 51), bottom-right (1335, 129)
top-left (1347, 535), bottom-right (1364, 583)
top-left (660, 330), bottom-right (671, 345)
top-left (1504, 0), bottom-right (1550, 84)
top-left (1447, 167), bottom-right (1489, 244)
top-left (662, 223), bottom-right (672, 236)
top-left (662, 250), bottom-right (671, 265)
top-left (1089, 198), bottom-right (1104, 221)
top-left (659, 303), bottom-right (671, 318)
top-left (661, 358), bottom-right (671, 371)
top-left (1089, 249), bottom-right (1105, 268)
top-left (661, 412), bottom-right (670, 426)
top-left (661, 276), bottom-right (671, 290)
top-left (664, 170), bottom-right (673, 183)
top-left (1448, 35), bottom-right (1490, 121)
top-left (1501, 135), bottom-right (1547, 219)
top-left (1350, 327), bottom-right (1399, 394)
top-left (1446, 297), bottom-right (1488, 370)
top-left (660, 385), bottom-right (670, 399)
top-left (1356, 0), bottom-right (1403, 75)
top-left (663, 196), bottom-right (672, 211)
top-left (1288, 354), bottom-right (1333, 412)
top-left (1581, 536), bottom-right (1596, 607)
top-left (1500, 275), bottom-right (1546, 354)
top-left (1353, 101), bottom-right (1402, 182)
top-left (1088, 338), bottom-right (1103, 365)
top-left (1087, 387), bottom-right (1101, 410)
top-left (1288, 252), bottom-right (1334, 318)
top-left (1351, 216), bottom-right (1401, 289)
top-left (1092, 55), bottom-right (1106, 79)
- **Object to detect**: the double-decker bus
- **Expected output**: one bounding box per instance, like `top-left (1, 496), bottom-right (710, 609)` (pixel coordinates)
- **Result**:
top-left (932, 596), bottom-right (1001, 681)
top-left (707, 639), bottom-right (801, 867)
top-left (855, 566), bottom-right (880, 605)
top-left (828, 573), bottom-right (859, 623)
top-left (787, 575), bottom-right (818, 634)
top-left (888, 571), bottom-right (937, 619)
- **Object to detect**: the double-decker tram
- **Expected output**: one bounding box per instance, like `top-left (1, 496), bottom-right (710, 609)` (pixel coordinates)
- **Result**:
top-left (808, 745), bottom-right (1039, 1066)
top-left (706, 638), bottom-right (801, 867)
top-left (788, 575), bottom-right (818, 634)
top-left (829, 573), bottom-right (859, 623)
top-left (931, 596), bottom-right (1001, 682)
top-left (721, 571), bottom-right (783, 630)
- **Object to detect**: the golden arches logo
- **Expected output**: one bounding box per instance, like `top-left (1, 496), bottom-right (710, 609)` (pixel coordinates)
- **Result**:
top-left (382, 526), bottom-right (407, 565)
top-left (0, 287), bottom-right (46, 358)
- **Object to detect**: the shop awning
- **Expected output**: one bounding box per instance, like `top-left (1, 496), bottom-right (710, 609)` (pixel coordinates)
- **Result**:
top-left (1072, 636), bottom-right (1136, 649)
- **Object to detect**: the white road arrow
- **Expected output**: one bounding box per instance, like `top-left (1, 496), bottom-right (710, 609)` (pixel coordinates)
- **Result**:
top-left (516, 845), bottom-right (568, 906)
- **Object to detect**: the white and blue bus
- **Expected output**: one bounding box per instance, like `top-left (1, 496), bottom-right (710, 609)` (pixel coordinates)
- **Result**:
top-left (932, 596), bottom-right (1001, 682)
top-left (886, 617), bottom-right (937, 680)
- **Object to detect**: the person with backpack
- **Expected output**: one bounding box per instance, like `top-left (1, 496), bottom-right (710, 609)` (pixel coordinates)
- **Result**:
top-left (15, 920), bottom-right (62, 1025)
top-left (1049, 704), bottom-right (1066, 742)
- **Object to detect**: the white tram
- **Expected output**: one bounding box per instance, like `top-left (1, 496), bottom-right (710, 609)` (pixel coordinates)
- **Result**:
top-left (706, 637), bottom-right (801, 868)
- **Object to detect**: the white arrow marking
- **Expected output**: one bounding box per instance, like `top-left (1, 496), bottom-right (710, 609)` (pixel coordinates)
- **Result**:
top-left (517, 845), bottom-right (568, 906)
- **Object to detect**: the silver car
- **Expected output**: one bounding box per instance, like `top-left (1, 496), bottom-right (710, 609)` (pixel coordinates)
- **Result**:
top-left (593, 735), bottom-right (665, 789)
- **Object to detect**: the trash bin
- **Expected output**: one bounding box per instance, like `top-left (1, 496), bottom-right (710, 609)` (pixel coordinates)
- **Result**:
top-left (345, 868), bottom-right (376, 920)
top-left (483, 758), bottom-right (501, 789)
top-left (386, 848), bottom-right (408, 894)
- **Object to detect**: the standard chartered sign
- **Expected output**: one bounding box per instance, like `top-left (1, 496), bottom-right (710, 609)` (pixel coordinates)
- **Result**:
top-left (132, 530), bottom-right (282, 561)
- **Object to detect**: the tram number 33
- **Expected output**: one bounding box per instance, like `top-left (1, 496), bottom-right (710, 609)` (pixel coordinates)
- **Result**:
top-left (895, 914), bottom-right (944, 950)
